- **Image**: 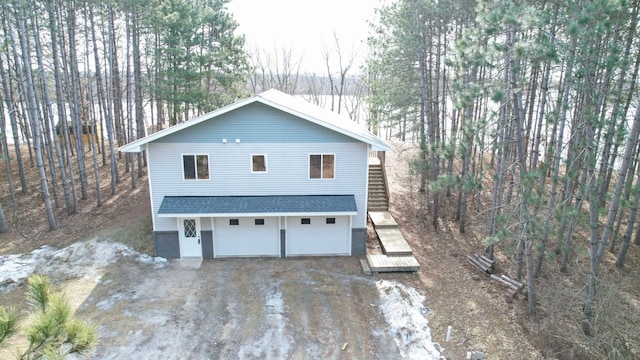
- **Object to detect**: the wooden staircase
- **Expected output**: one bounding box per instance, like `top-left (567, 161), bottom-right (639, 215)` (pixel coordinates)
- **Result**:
top-left (368, 163), bottom-right (389, 211)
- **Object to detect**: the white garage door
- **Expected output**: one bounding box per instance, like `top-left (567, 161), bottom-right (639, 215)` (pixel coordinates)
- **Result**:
top-left (286, 216), bottom-right (350, 256)
top-left (214, 217), bottom-right (280, 257)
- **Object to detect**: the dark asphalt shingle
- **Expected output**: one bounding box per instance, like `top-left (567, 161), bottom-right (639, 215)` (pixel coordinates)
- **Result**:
top-left (158, 195), bottom-right (357, 215)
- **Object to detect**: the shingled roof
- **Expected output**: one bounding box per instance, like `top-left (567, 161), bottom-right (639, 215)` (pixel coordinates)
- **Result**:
top-left (157, 195), bottom-right (358, 217)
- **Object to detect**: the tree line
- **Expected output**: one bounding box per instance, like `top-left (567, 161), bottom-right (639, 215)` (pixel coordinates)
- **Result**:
top-left (0, 0), bottom-right (368, 235)
top-left (364, 0), bottom-right (640, 355)
top-left (0, 0), bottom-right (248, 229)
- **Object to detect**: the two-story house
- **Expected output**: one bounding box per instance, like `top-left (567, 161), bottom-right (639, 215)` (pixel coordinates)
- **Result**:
top-left (119, 89), bottom-right (390, 258)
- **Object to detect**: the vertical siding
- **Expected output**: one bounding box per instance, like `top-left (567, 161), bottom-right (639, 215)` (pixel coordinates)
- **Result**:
top-left (148, 141), bottom-right (368, 231)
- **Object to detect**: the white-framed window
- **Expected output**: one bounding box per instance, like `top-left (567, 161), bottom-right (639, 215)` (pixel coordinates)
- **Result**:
top-left (309, 154), bottom-right (335, 179)
top-left (251, 154), bottom-right (267, 173)
top-left (183, 154), bottom-right (209, 180)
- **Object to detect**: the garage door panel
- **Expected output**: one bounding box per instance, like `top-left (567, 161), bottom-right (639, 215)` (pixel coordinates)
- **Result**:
top-left (287, 216), bottom-right (350, 256)
top-left (214, 217), bottom-right (280, 257)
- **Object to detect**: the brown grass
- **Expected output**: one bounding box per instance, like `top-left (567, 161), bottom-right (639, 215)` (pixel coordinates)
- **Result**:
top-left (381, 141), bottom-right (640, 359)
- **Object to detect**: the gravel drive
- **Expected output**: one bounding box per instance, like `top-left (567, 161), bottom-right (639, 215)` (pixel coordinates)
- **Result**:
top-left (80, 256), bottom-right (414, 359)
top-left (1, 239), bottom-right (442, 359)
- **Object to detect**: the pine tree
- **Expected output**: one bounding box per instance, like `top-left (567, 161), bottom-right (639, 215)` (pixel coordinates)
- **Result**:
top-left (0, 275), bottom-right (97, 358)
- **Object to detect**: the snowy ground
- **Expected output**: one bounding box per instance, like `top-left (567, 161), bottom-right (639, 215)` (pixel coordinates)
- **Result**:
top-left (377, 280), bottom-right (445, 359)
top-left (0, 238), bottom-right (166, 290)
top-left (0, 240), bottom-right (443, 359)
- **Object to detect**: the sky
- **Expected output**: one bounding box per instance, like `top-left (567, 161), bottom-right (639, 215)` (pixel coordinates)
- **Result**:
top-left (226, 0), bottom-right (382, 74)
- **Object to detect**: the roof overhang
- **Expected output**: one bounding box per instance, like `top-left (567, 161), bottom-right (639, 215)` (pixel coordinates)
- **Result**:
top-left (157, 195), bottom-right (358, 218)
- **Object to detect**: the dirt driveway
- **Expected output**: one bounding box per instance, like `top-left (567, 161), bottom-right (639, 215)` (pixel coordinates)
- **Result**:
top-left (0, 239), bottom-right (432, 360)
top-left (1, 240), bottom-right (442, 359)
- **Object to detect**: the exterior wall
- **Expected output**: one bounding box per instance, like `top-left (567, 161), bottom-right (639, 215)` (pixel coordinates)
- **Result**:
top-left (155, 103), bottom-right (360, 145)
top-left (280, 229), bottom-right (286, 258)
top-left (153, 231), bottom-right (180, 258)
top-left (148, 141), bottom-right (369, 231)
top-left (146, 102), bottom-right (371, 257)
top-left (351, 228), bottom-right (367, 256)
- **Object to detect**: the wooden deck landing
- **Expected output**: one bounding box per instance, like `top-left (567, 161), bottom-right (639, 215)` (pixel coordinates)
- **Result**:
top-left (375, 228), bottom-right (413, 256)
top-left (365, 210), bottom-right (420, 274)
top-left (368, 211), bottom-right (398, 229)
top-left (366, 254), bottom-right (420, 273)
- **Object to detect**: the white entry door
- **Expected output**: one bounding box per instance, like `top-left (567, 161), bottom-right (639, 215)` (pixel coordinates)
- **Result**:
top-left (179, 218), bottom-right (202, 258)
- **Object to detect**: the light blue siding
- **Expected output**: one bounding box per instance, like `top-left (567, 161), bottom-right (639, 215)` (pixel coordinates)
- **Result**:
top-left (148, 141), bottom-right (369, 232)
top-left (155, 103), bottom-right (359, 144)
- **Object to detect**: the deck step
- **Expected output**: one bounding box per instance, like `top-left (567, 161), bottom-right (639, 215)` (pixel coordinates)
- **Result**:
top-left (366, 254), bottom-right (420, 273)
top-left (367, 204), bottom-right (389, 211)
top-left (368, 211), bottom-right (398, 229)
top-left (376, 228), bottom-right (413, 255)
top-left (360, 258), bottom-right (373, 275)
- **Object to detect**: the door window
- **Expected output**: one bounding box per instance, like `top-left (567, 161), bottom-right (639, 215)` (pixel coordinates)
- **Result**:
top-left (183, 219), bottom-right (197, 238)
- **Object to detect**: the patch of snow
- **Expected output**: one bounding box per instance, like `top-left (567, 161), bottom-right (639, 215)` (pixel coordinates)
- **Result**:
top-left (0, 238), bottom-right (166, 291)
top-left (238, 286), bottom-right (293, 360)
top-left (96, 292), bottom-right (134, 311)
top-left (138, 253), bottom-right (168, 266)
top-left (376, 280), bottom-right (444, 360)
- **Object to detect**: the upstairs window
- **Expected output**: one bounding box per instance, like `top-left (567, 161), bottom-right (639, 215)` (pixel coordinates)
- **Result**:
top-left (183, 154), bottom-right (209, 180)
top-left (251, 154), bottom-right (267, 173)
top-left (309, 154), bottom-right (334, 179)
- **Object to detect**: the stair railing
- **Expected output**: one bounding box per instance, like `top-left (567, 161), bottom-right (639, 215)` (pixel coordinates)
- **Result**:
top-left (370, 150), bottom-right (390, 204)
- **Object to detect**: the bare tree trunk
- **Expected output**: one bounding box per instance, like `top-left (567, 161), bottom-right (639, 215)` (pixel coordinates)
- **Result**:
top-left (536, 55), bottom-right (570, 275)
top-left (106, 2), bottom-right (121, 184)
top-left (83, 5), bottom-right (102, 207)
top-left (125, 10), bottom-right (136, 188)
top-left (109, 3), bottom-right (125, 148)
top-left (48, 0), bottom-right (77, 214)
top-left (584, 95), bottom-right (640, 335)
top-left (0, 200), bottom-right (6, 233)
top-left (132, 12), bottom-right (145, 178)
top-left (0, 101), bottom-right (17, 207)
top-left (32, 0), bottom-right (72, 214)
top-left (0, 51), bottom-right (27, 194)
top-left (508, 25), bottom-right (535, 314)
top-left (415, 2), bottom-right (428, 195)
top-left (0, 6), bottom-right (28, 193)
top-left (16, 3), bottom-right (56, 230)
top-left (66, 5), bottom-right (89, 200)
top-left (560, 160), bottom-right (588, 272)
top-left (457, 66), bottom-right (475, 233)
top-left (610, 151), bottom-right (638, 252)
top-left (551, 34), bottom-right (577, 256)
top-left (486, 70), bottom-right (510, 260)
top-left (88, 6), bottom-right (118, 195)
top-left (616, 155), bottom-right (640, 267)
